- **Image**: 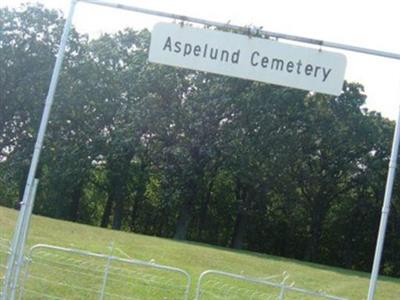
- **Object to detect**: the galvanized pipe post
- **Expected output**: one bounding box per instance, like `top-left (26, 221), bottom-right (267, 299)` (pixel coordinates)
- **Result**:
top-left (367, 104), bottom-right (400, 300)
top-left (2, 179), bottom-right (36, 300)
top-left (1, 1), bottom-right (77, 299)
top-left (99, 242), bottom-right (114, 300)
top-left (11, 179), bottom-right (39, 300)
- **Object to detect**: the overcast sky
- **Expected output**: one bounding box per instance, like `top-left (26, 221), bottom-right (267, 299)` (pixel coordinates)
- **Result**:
top-left (3, 0), bottom-right (400, 119)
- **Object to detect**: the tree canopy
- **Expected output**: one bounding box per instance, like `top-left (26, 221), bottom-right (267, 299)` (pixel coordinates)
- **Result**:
top-left (1, 4), bottom-right (399, 277)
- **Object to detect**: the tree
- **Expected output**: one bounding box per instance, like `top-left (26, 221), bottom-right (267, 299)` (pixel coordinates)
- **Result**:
top-left (2, 4), bottom-right (399, 276)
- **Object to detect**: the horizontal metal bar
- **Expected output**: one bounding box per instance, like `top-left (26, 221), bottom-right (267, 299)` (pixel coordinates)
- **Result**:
top-left (29, 244), bottom-right (189, 277)
top-left (195, 270), bottom-right (348, 300)
top-left (77, 0), bottom-right (400, 61)
top-left (28, 243), bottom-right (192, 300)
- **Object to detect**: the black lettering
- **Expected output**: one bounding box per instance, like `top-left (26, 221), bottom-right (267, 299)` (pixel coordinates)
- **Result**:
top-left (286, 61), bottom-right (294, 73)
top-left (203, 44), bottom-right (208, 57)
top-left (314, 66), bottom-right (321, 77)
top-left (220, 50), bottom-right (229, 62)
top-left (322, 68), bottom-right (332, 82)
top-left (210, 48), bottom-right (218, 60)
top-left (305, 64), bottom-right (313, 76)
top-left (250, 51), bottom-right (260, 66)
top-left (231, 50), bottom-right (240, 64)
top-left (271, 58), bottom-right (284, 71)
top-left (296, 60), bottom-right (303, 74)
top-left (183, 43), bottom-right (192, 56)
top-left (174, 41), bottom-right (181, 53)
top-left (261, 57), bottom-right (269, 68)
top-left (193, 45), bottom-right (201, 56)
top-left (163, 36), bottom-right (172, 51)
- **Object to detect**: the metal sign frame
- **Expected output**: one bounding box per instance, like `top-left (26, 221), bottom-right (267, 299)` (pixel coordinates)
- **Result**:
top-left (2, 0), bottom-right (400, 299)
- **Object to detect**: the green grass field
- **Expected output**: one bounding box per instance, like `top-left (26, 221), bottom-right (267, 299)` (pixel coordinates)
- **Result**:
top-left (0, 206), bottom-right (399, 299)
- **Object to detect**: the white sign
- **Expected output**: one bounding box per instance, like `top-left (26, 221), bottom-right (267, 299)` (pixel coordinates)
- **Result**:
top-left (149, 23), bottom-right (347, 96)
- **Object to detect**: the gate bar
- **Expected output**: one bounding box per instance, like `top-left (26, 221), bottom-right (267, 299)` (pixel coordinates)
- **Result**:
top-left (1, 1), bottom-right (78, 299)
top-left (80, 0), bottom-right (400, 61)
top-left (194, 270), bottom-right (347, 300)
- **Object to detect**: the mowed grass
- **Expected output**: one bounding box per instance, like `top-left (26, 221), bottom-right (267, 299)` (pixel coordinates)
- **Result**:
top-left (0, 205), bottom-right (399, 299)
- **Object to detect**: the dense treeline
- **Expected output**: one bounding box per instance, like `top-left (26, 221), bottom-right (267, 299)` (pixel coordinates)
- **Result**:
top-left (1, 5), bottom-right (399, 276)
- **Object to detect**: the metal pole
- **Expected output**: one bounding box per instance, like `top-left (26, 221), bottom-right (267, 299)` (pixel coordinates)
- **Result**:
top-left (1, 192), bottom-right (28, 299)
top-left (99, 242), bottom-right (114, 300)
top-left (278, 274), bottom-right (289, 300)
top-left (1, 1), bottom-right (77, 299)
top-left (78, 0), bottom-right (400, 61)
top-left (11, 179), bottom-right (39, 300)
top-left (195, 270), bottom-right (346, 300)
top-left (1, 179), bottom-right (36, 300)
top-left (367, 106), bottom-right (400, 300)
top-left (16, 254), bottom-right (32, 300)
top-left (18, 179), bottom-right (39, 266)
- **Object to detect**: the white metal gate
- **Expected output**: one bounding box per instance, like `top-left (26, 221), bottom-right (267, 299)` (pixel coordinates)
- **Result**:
top-left (4, 241), bottom-right (350, 300)
top-left (19, 244), bottom-right (191, 300)
top-left (194, 270), bottom-right (348, 300)
top-left (0, 238), bottom-right (11, 299)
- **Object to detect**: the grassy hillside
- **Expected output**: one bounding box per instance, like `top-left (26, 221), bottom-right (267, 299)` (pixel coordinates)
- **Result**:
top-left (0, 206), bottom-right (399, 299)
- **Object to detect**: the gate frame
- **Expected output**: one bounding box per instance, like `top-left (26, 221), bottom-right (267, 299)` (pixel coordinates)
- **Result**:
top-left (194, 269), bottom-right (348, 300)
top-left (19, 244), bottom-right (191, 300)
top-left (2, 0), bottom-right (400, 299)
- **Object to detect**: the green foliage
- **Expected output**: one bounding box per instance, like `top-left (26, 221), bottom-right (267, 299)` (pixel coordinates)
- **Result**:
top-left (1, 4), bottom-right (400, 277)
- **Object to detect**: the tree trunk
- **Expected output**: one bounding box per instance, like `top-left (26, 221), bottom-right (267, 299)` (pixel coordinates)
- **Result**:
top-left (130, 198), bottom-right (140, 231)
top-left (112, 189), bottom-right (123, 230)
top-left (305, 204), bottom-right (324, 261)
top-left (174, 201), bottom-right (192, 240)
top-left (156, 209), bottom-right (167, 236)
top-left (101, 196), bottom-right (113, 228)
top-left (230, 208), bottom-right (247, 249)
top-left (130, 183), bottom-right (145, 231)
top-left (174, 176), bottom-right (199, 240)
top-left (107, 150), bottom-right (134, 230)
top-left (230, 179), bottom-right (247, 249)
top-left (69, 182), bottom-right (83, 222)
top-left (197, 179), bottom-right (214, 239)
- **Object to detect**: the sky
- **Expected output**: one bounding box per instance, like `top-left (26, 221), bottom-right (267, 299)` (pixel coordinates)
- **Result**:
top-left (3, 0), bottom-right (400, 120)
